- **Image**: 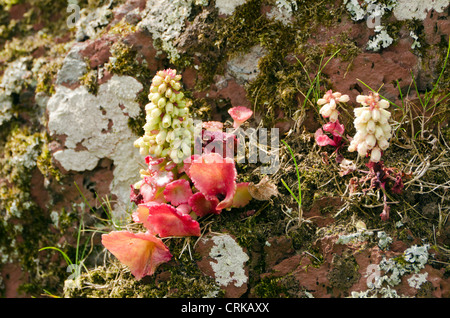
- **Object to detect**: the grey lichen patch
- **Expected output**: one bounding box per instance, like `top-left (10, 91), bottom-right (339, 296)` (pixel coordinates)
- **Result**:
top-left (336, 227), bottom-right (375, 245)
top-left (47, 74), bottom-right (144, 217)
top-left (343, 0), bottom-right (397, 51)
top-left (226, 45), bottom-right (267, 85)
top-left (377, 231), bottom-right (393, 250)
top-left (207, 234), bottom-right (250, 288)
top-left (137, 0), bottom-right (209, 63)
top-left (0, 56), bottom-right (33, 126)
top-left (73, 0), bottom-right (114, 42)
top-left (54, 46), bottom-right (88, 86)
top-left (265, 0), bottom-right (297, 26)
top-left (352, 244), bottom-right (432, 298)
top-left (343, 0), bottom-right (450, 51)
top-left (393, 0), bottom-right (450, 21)
top-left (215, 0), bottom-right (246, 16)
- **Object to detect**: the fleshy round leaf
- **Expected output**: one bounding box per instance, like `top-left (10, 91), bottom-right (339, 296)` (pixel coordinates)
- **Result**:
top-left (101, 231), bottom-right (172, 280)
top-left (188, 192), bottom-right (220, 217)
top-left (146, 203), bottom-right (201, 237)
top-left (163, 179), bottom-right (193, 206)
top-left (188, 153), bottom-right (237, 210)
top-left (228, 106), bottom-right (253, 128)
top-left (232, 182), bottom-right (253, 208)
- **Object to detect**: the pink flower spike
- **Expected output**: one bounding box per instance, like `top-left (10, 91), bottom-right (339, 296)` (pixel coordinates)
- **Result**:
top-left (232, 182), bottom-right (253, 208)
top-left (163, 179), bottom-right (193, 206)
top-left (228, 106), bottom-right (253, 128)
top-left (188, 192), bottom-right (220, 217)
top-left (101, 231), bottom-right (172, 280)
top-left (188, 153), bottom-right (237, 210)
top-left (146, 203), bottom-right (201, 237)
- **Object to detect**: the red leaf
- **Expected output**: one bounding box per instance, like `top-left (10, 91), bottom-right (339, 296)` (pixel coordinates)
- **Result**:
top-left (188, 192), bottom-right (220, 217)
top-left (101, 231), bottom-right (172, 280)
top-left (188, 153), bottom-right (237, 210)
top-left (163, 179), bottom-right (193, 206)
top-left (146, 203), bottom-right (201, 237)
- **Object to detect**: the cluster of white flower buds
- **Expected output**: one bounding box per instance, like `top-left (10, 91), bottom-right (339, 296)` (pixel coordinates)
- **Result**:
top-left (348, 92), bottom-right (392, 163)
top-left (134, 69), bottom-right (194, 164)
top-left (318, 90), bottom-right (350, 123)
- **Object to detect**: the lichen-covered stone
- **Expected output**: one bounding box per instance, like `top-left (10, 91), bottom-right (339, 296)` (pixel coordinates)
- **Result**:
top-left (47, 75), bottom-right (144, 217)
top-left (1, 0), bottom-right (449, 299)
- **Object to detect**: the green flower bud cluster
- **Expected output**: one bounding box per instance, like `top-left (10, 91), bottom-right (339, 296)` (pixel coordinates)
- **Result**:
top-left (134, 69), bottom-right (194, 163)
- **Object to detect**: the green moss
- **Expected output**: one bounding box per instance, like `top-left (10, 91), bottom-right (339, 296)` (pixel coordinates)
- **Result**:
top-left (0, 121), bottom-right (90, 297)
top-left (0, 0), bottom-right (23, 8)
top-left (36, 135), bottom-right (63, 182)
top-left (79, 67), bottom-right (99, 95)
top-left (65, 252), bottom-right (223, 298)
top-left (327, 252), bottom-right (360, 291)
top-left (252, 275), bottom-right (301, 298)
top-left (35, 64), bottom-right (57, 96)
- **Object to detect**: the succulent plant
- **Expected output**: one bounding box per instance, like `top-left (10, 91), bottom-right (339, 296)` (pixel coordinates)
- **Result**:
top-left (103, 71), bottom-right (256, 280)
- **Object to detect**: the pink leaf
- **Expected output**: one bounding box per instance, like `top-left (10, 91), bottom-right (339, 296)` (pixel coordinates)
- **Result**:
top-left (140, 180), bottom-right (157, 202)
top-left (146, 203), bottom-right (201, 237)
top-left (188, 153), bottom-right (237, 210)
top-left (315, 128), bottom-right (336, 147)
top-left (228, 106), bottom-right (253, 128)
top-left (176, 203), bottom-right (192, 215)
top-left (145, 155), bottom-right (165, 166)
top-left (232, 182), bottom-right (253, 208)
top-left (132, 202), bottom-right (158, 229)
top-left (323, 119), bottom-right (344, 137)
top-left (152, 170), bottom-right (174, 188)
top-left (163, 179), bottom-right (193, 206)
top-left (188, 192), bottom-right (220, 217)
top-left (101, 231), bottom-right (172, 280)
top-left (183, 154), bottom-right (200, 179)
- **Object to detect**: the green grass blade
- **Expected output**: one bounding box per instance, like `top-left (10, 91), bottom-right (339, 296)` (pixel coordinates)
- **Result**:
top-left (281, 178), bottom-right (301, 206)
top-left (357, 79), bottom-right (400, 109)
top-left (281, 140), bottom-right (302, 208)
top-left (426, 38), bottom-right (450, 105)
top-left (39, 247), bottom-right (73, 266)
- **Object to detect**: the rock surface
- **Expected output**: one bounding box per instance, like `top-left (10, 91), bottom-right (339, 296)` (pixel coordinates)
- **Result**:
top-left (0, 0), bottom-right (449, 298)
